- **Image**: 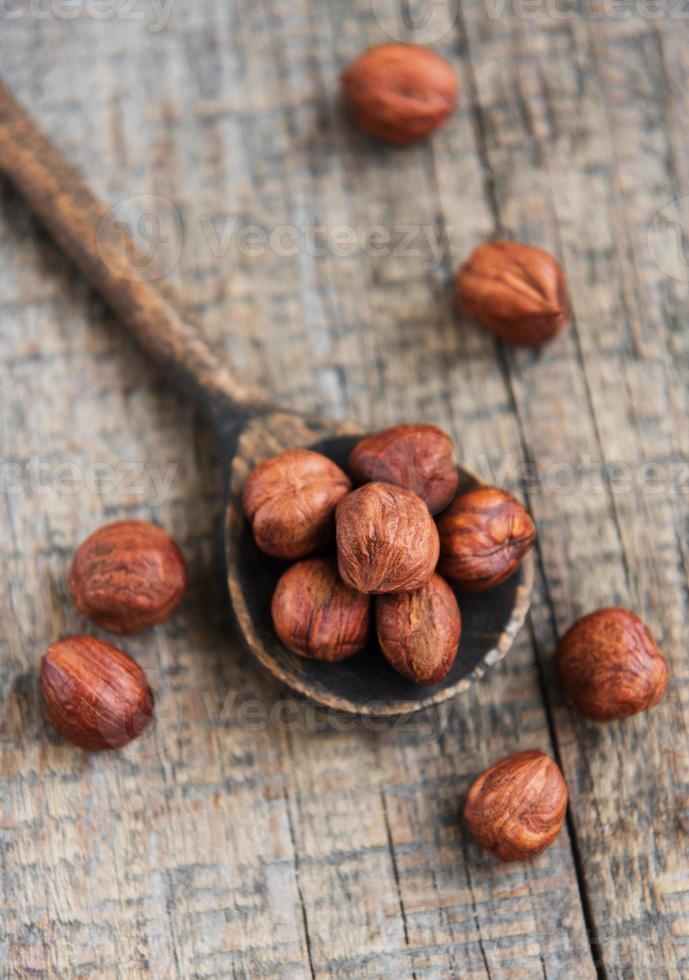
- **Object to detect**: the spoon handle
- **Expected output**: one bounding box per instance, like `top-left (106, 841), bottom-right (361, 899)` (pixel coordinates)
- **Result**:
top-left (0, 81), bottom-right (271, 423)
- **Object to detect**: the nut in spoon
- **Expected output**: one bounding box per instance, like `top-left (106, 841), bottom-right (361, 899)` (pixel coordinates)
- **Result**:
top-left (0, 83), bottom-right (533, 715)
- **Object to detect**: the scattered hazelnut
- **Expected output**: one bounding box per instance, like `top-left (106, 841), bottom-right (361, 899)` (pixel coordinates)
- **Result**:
top-left (242, 449), bottom-right (351, 560)
top-left (341, 43), bottom-right (458, 145)
top-left (457, 241), bottom-right (568, 347)
top-left (464, 749), bottom-right (568, 862)
top-left (557, 608), bottom-right (669, 721)
top-left (69, 520), bottom-right (187, 634)
top-left (40, 636), bottom-right (154, 750)
top-left (348, 424), bottom-right (458, 514)
top-left (271, 558), bottom-right (371, 661)
top-left (336, 482), bottom-right (439, 594)
top-left (376, 573), bottom-right (461, 684)
top-left (437, 487), bottom-right (535, 592)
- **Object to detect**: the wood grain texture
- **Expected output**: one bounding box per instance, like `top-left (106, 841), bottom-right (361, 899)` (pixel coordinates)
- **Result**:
top-left (0, 1), bottom-right (687, 977)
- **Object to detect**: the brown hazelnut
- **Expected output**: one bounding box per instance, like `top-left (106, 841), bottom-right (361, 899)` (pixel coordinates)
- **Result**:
top-left (437, 486), bottom-right (535, 592)
top-left (242, 449), bottom-right (351, 560)
top-left (376, 573), bottom-right (460, 684)
top-left (40, 636), bottom-right (154, 751)
top-left (464, 749), bottom-right (568, 862)
top-left (457, 241), bottom-right (567, 347)
top-left (336, 482), bottom-right (439, 594)
top-left (557, 608), bottom-right (669, 721)
top-left (271, 558), bottom-right (371, 661)
top-left (341, 43), bottom-right (458, 145)
top-left (69, 520), bottom-right (187, 634)
top-left (348, 424), bottom-right (458, 514)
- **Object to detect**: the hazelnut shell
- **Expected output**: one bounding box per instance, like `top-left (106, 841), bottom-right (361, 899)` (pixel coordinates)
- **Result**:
top-left (342, 43), bottom-right (458, 145)
top-left (556, 607), bottom-right (669, 721)
top-left (437, 486), bottom-right (535, 592)
top-left (336, 482), bottom-right (440, 594)
top-left (464, 749), bottom-right (568, 862)
top-left (41, 635), bottom-right (154, 751)
top-left (457, 241), bottom-right (567, 347)
top-left (271, 558), bottom-right (371, 661)
top-left (69, 520), bottom-right (187, 634)
top-left (242, 449), bottom-right (351, 560)
top-left (376, 573), bottom-right (461, 684)
top-left (348, 424), bottom-right (458, 514)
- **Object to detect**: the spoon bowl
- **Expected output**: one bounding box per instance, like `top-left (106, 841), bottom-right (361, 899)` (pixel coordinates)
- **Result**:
top-left (225, 412), bottom-right (534, 715)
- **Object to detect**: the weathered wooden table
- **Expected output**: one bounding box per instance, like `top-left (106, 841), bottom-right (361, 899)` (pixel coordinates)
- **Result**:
top-left (1, 2), bottom-right (688, 976)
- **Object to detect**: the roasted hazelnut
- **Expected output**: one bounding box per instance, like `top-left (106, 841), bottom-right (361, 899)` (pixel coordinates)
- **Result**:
top-left (376, 573), bottom-right (460, 684)
top-left (271, 558), bottom-right (371, 661)
top-left (437, 486), bottom-right (535, 592)
top-left (336, 482), bottom-right (439, 594)
top-left (557, 608), bottom-right (669, 721)
top-left (341, 43), bottom-right (458, 145)
top-left (464, 749), bottom-right (568, 862)
top-left (69, 520), bottom-right (187, 634)
top-left (348, 424), bottom-right (458, 514)
top-left (242, 449), bottom-right (351, 560)
top-left (457, 241), bottom-right (567, 347)
top-left (40, 636), bottom-right (154, 751)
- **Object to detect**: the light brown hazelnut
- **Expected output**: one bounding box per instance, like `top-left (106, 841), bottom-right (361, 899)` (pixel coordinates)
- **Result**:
top-left (557, 607), bottom-right (669, 721)
top-left (41, 636), bottom-right (154, 751)
top-left (242, 449), bottom-right (351, 560)
top-left (336, 482), bottom-right (439, 594)
top-left (464, 749), bottom-right (568, 862)
top-left (376, 573), bottom-right (460, 684)
top-left (271, 558), bottom-right (371, 661)
top-left (69, 520), bottom-right (187, 634)
top-left (437, 486), bottom-right (535, 592)
top-left (341, 43), bottom-right (458, 145)
top-left (457, 241), bottom-right (567, 347)
top-left (348, 424), bottom-right (458, 514)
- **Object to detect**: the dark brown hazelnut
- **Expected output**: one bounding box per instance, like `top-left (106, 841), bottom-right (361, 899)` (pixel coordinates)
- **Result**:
top-left (242, 449), bottom-right (351, 560)
top-left (41, 636), bottom-right (154, 751)
top-left (457, 241), bottom-right (568, 347)
top-left (348, 424), bottom-right (458, 514)
top-left (556, 608), bottom-right (669, 721)
top-left (336, 482), bottom-right (439, 594)
top-left (271, 558), bottom-right (371, 661)
top-left (341, 43), bottom-right (458, 145)
top-left (437, 486), bottom-right (535, 592)
top-left (464, 749), bottom-right (568, 862)
top-left (376, 573), bottom-right (460, 684)
top-left (69, 520), bottom-right (187, 634)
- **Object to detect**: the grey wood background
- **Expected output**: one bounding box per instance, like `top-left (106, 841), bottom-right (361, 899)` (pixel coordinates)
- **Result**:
top-left (1, 1), bottom-right (688, 977)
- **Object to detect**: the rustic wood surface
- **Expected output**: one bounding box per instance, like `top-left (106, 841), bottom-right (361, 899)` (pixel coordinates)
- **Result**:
top-left (1, 1), bottom-right (688, 977)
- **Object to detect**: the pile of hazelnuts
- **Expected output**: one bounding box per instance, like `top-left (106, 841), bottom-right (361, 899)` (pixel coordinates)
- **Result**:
top-left (242, 424), bottom-right (535, 685)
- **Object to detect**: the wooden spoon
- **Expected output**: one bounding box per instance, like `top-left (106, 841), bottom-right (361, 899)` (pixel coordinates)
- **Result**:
top-left (0, 83), bottom-right (533, 715)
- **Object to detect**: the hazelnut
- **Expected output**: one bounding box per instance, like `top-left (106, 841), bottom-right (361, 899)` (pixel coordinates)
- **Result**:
top-left (242, 449), bottom-right (351, 560)
top-left (464, 749), bottom-right (568, 862)
top-left (557, 608), bottom-right (669, 721)
top-left (69, 520), bottom-right (187, 634)
top-left (336, 482), bottom-right (439, 594)
top-left (437, 486), bottom-right (535, 592)
top-left (341, 43), bottom-right (458, 145)
top-left (457, 241), bottom-right (567, 347)
top-left (40, 636), bottom-right (154, 750)
top-left (271, 558), bottom-right (371, 661)
top-left (376, 573), bottom-right (461, 684)
top-left (348, 424), bottom-right (458, 514)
